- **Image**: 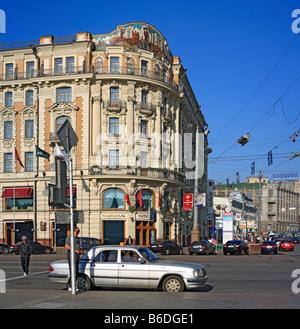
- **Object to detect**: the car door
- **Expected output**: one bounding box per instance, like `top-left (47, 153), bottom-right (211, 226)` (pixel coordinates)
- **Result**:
top-left (168, 241), bottom-right (178, 254)
top-left (90, 249), bottom-right (119, 287)
top-left (118, 249), bottom-right (150, 288)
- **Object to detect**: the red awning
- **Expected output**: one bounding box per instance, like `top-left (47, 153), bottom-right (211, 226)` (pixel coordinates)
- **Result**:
top-left (1, 188), bottom-right (33, 198)
top-left (67, 187), bottom-right (76, 196)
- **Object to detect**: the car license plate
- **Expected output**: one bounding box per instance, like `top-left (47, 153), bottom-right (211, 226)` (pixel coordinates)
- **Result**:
top-left (193, 245), bottom-right (200, 248)
top-left (285, 244), bottom-right (290, 246)
top-left (228, 246), bottom-right (234, 248)
top-left (267, 246), bottom-right (272, 249)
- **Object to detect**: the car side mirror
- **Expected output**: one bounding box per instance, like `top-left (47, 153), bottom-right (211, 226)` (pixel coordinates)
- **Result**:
top-left (138, 257), bottom-right (146, 264)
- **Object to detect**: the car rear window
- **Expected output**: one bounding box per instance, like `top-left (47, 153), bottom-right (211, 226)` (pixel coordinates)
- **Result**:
top-left (263, 241), bottom-right (276, 245)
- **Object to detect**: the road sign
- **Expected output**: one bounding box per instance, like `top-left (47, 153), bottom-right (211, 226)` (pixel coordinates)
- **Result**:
top-left (183, 193), bottom-right (193, 211)
top-left (57, 120), bottom-right (78, 153)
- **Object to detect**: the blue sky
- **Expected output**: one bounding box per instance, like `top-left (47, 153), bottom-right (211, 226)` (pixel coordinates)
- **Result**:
top-left (1, 0), bottom-right (299, 184)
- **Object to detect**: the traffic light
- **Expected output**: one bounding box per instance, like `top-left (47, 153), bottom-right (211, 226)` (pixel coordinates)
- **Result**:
top-left (237, 133), bottom-right (250, 146)
top-left (48, 156), bottom-right (67, 207)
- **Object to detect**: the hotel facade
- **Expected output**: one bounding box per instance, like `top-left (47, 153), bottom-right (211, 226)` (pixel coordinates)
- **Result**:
top-left (0, 22), bottom-right (210, 248)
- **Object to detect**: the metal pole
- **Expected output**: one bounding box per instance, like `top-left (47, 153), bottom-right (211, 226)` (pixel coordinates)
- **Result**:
top-left (69, 157), bottom-right (76, 295)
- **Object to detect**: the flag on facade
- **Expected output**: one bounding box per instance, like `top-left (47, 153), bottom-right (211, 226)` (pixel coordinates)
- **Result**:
top-left (36, 145), bottom-right (50, 161)
top-left (251, 161), bottom-right (255, 175)
top-left (15, 147), bottom-right (24, 168)
top-left (158, 191), bottom-right (161, 208)
top-left (137, 189), bottom-right (143, 208)
top-left (55, 143), bottom-right (65, 159)
top-left (268, 150), bottom-right (273, 166)
top-left (124, 188), bottom-right (130, 206)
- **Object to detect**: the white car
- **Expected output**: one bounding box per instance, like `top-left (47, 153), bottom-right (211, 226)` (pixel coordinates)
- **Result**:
top-left (48, 245), bottom-right (207, 293)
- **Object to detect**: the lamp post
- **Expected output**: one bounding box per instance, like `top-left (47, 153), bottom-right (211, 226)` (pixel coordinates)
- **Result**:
top-left (190, 127), bottom-right (205, 242)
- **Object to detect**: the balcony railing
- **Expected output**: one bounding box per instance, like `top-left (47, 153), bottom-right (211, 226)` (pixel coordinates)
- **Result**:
top-left (95, 66), bottom-right (178, 90)
top-left (0, 65), bottom-right (94, 81)
top-left (0, 65), bottom-right (179, 91)
top-left (89, 166), bottom-right (185, 183)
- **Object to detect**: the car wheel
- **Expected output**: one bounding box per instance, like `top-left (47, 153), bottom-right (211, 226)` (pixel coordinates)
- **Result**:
top-left (179, 248), bottom-right (183, 255)
top-left (165, 248), bottom-right (170, 255)
top-left (77, 274), bottom-right (92, 291)
top-left (44, 248), bottom-right (51, 254)
top-left (162, 275), bottom-right (184, 293)
top-left (1, 247), bottom-right (8, 254)
top-left (205, 249), bottom-right (209, 255)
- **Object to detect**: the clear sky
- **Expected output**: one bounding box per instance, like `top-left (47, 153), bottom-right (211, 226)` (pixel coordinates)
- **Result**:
top-left (1, 0), bottom-right (299, 184)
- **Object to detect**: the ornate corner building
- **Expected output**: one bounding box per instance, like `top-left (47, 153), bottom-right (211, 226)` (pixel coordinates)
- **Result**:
top-left (0, 22), bottom-right (209, 247)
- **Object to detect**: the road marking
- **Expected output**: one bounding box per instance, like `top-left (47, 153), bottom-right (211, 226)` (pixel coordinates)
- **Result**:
top-left (0, 271), bottom-right (48, 283)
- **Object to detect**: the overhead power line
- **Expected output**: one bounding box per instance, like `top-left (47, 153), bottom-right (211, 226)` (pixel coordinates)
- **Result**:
top-left (212, 32), bottom-right (300, 143)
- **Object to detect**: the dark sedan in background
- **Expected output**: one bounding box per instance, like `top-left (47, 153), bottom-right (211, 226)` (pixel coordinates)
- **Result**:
top-left (223, 240), bottom-right (249, 255)
top-left (9, 241), bottom-right (53, 254)
top-left (261, 241), bottom-right (278, 254)
top-left (148, 240), bottom-right (183, 255)
top-left (188, 240), bottom-right (215, 255)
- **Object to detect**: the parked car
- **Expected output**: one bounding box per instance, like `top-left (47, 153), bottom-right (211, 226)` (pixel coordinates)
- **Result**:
top-left (292, 236), bottom-right (299, 244)
top-left (279, 239), bottom-right (294, 251)
top-left (0, 243), bottom-right (9, 254)
top-left (261, 241), bottom-right (278, 254)
top-left (188, 240), bottom-right (215, 255)
top-left (9, 241), bottom-right (53, 254)
top-left (223, 240), bottom-right (249, 255)
top-left (79, 237), bottom-right (102, 254)
top-left (48, 245), bottom-right (207, 292)
top-left (148, 240), bottom-right (183, 255)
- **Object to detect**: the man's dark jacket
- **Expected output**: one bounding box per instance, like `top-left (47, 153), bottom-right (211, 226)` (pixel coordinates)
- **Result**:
top-left (20, 242), bottom-right (32, 255)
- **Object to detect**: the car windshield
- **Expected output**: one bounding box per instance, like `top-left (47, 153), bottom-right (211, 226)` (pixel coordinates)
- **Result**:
top-left (139, 247), bottom-right (159, 262)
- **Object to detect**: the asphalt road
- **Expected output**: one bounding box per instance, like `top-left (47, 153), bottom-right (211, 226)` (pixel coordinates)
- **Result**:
top-left (0, 245), bottom-right (300, 310)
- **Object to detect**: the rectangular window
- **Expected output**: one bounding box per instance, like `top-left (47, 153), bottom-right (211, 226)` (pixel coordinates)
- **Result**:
top-left (109, 118), bottom-right (119, 135)
top-left (140, 152), bottom-right (148, 167)
top-left (5, 92), bottom-right (13, 107)
top-left (4, 121), bottom-right (13, 139)
top-left (109, 150), bottom-right (119, 167)
top-left (25, 120), bottom-right (34, 138)
top-left (57, 87), bottom-right (72, 103)
top-left (141, 60), bottom-right (148, 76)
top-left (140, 120), bottom-right (147, 136)
top-left (6, 63), bottom-right (13, 79)
top-left (141, 91), bottom-right (148, 105)
top-left (26, 62), bottom-right (35, 78)
top-left (110, 57), bottom-right (119, 73)
top-left (25, 152), bottom-right (34, 172)
top-left (110, 87), bottom-right (119, 105)
top-left (54, 58), bottom-right (63, 73)
top-left (25, 90), bottom-right (34, 106)
top-left (66, 57), bottom-right (74, 73)
top-left (4, 153), bottom-right (13, 172)
top-left (5, 197), bottom-right (33, 211)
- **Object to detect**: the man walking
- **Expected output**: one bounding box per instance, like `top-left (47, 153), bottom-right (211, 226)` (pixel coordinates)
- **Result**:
top-left (65, 225), bottom-right (82, 292)
top-left (20, 236), bottom-right (32, 277)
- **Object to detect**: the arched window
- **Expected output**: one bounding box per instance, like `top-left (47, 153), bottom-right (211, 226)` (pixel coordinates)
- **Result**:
top-left (56, 116), bottom-right (70, 132)
top-left (136, 189), bottom-right (155, 210)
top-left (103, 188), bottom-right (125, 209)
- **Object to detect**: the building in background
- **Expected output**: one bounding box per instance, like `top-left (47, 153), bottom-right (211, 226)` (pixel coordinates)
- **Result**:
top-left (0, 22), bottom-right (209, 247)
top-left (261, 180), bottom-right (299, 234)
